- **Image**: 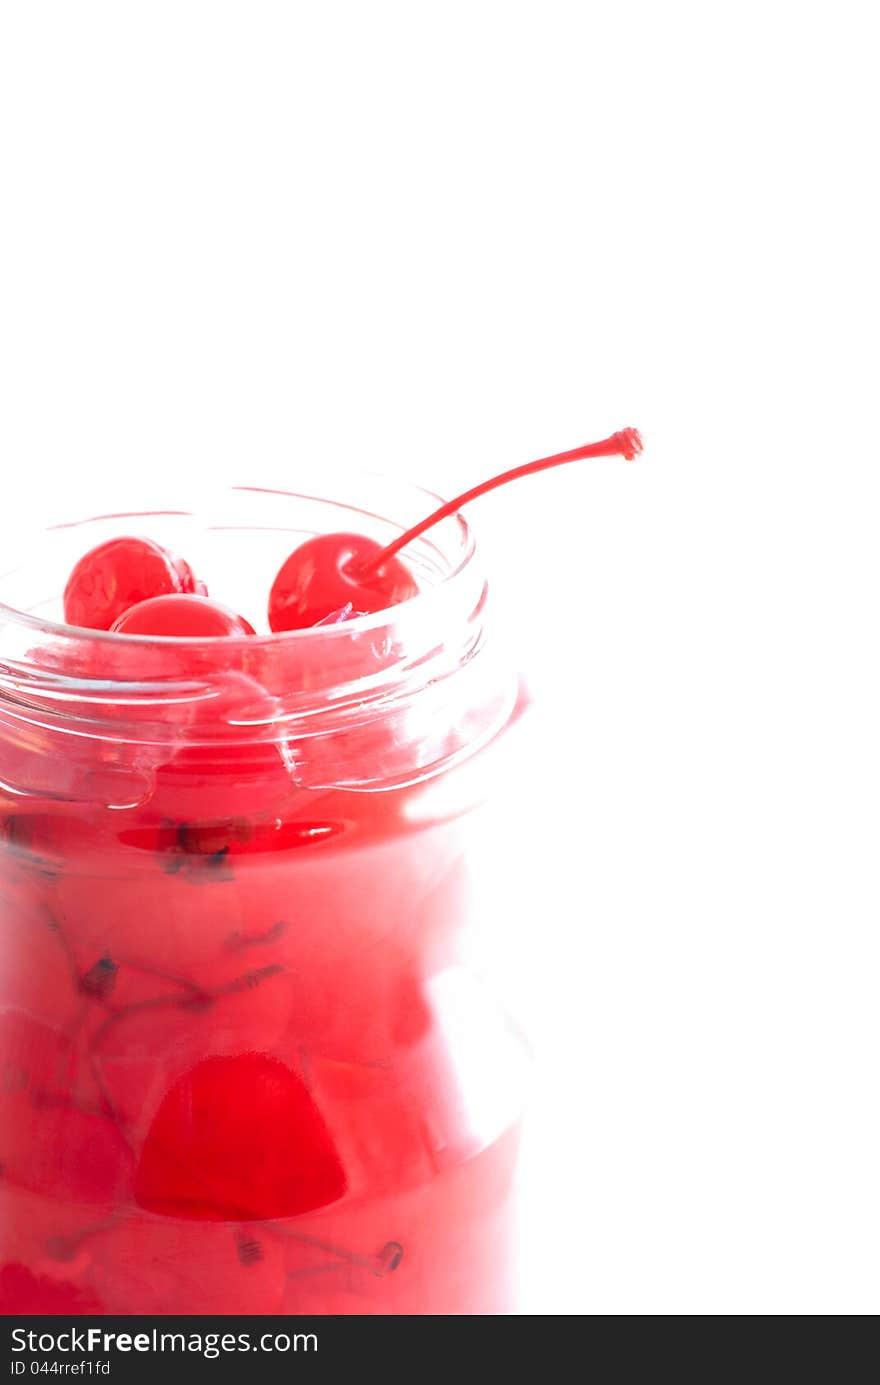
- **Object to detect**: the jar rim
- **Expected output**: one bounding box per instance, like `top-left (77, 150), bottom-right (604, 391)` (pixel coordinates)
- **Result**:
top-left (0, 476), bottom-right (517, 794)
top-left (0, 475), bottom-right (476, 648)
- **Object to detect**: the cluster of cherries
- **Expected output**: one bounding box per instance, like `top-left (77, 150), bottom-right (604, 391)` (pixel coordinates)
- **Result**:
top-left (61, 429), bottom-right (642, 637)
top-left (62, 530), bottom-right (416, 638)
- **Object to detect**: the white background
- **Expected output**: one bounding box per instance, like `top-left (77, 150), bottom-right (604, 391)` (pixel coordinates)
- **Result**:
top-left (1, 2), bottom-right (877, 1314)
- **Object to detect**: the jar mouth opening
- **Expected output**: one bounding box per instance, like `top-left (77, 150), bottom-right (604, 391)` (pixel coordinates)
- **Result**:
top-left (0, 476), bottom-right (518, 792)
top-left (0, 476), bottom-right (476, 648)
top-left (0, 475), bottom-right (498, 757)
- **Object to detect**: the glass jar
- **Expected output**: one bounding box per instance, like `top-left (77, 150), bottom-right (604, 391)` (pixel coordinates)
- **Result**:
top-left (0, 478), bottom-right (530, 1315)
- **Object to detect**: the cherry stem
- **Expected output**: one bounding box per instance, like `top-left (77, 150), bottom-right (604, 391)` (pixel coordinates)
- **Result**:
top-left (358, 426), bottom-right (643, 578)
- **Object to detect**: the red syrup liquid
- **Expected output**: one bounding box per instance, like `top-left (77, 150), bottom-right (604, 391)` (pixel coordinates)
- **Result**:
top-left (0, 627), bottom-right (527, 1314)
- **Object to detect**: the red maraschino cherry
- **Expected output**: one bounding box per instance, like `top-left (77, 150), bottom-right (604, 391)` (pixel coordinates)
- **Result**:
top-left (111, 594), bottom-right (255, 637)
top-left (134, 1053), bottom-right (347, 1220)
top-left (0, 1264), bottom-right (104, 1316)
top-left (63, 536), bottom-right (204, 631)
top-left (268, 533), bottom-right (417, 633)
top-left (268, 427), bottom-right (643, 632)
